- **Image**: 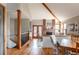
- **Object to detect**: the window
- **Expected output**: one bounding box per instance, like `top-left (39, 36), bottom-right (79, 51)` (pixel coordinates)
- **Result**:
top-left (64, 24), bottom-right (67, 34)
top-left (55, 19), bottom-right (60, 34)
top-left (55, 24), bottom-right (60, 34)
top-left (60, 23), bottom-right (67, 34)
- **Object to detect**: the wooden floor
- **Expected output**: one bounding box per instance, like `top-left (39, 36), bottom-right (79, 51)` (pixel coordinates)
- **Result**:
top-left (7, 39), bottom-right (55, 55)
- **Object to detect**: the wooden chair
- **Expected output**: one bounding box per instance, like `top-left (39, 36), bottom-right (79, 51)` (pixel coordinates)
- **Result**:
top-left (76, 42), bottom-right (79, 54)
top-left (55, 42), bottom-right (64, 55)
top-left (66, 42), bottom-right (79, 55)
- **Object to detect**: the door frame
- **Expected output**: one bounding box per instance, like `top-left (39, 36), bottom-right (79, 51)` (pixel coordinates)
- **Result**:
top-left (0, 4), bottom-right (7, 55)
top-left (32, 25), bottom-right (43, 38)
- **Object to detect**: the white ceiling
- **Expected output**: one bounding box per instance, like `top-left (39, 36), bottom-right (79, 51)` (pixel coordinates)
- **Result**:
top-left (6, 3), bottom-right (20, 18)
top-left (46, 3), bottom-right (79, 22)
top-left (27, 3), bottom-right (54, 20)
top-left (6, 3), bottom-right (54, 20)
top-left (6, 3), bottom-right (79, 22)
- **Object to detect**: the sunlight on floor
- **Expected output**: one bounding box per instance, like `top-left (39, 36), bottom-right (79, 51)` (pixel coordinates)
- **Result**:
top-left (30, 39), bottom-right (41, 55)
top-left (33, 40), bottom-right (38, 48)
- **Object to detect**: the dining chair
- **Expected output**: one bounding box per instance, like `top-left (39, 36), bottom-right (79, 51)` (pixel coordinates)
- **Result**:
top-left (66, 42), bottom-right (79, 55)
top-left (76, 42), bottom-right (79, 54)
top-left (55, 42), bottom-right (64, 55)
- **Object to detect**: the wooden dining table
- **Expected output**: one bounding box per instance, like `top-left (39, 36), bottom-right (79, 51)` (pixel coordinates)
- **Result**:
top-left (58, 39), bottom-right (78, 54)
top-left (43, 35), bottom-right (79, 54)
top-left (51, 34), bottom-right (79, 55)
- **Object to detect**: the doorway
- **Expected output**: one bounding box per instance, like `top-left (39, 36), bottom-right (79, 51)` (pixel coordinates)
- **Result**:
top-left (32, 25), bottom-right (43, 39)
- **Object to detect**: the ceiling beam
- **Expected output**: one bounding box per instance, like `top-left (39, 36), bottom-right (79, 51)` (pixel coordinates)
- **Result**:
top-left (42, 3), bottom-right (60, 22)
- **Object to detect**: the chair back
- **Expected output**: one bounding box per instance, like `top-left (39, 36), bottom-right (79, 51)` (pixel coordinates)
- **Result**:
top-left (76, 42), bottom-right (79, 54)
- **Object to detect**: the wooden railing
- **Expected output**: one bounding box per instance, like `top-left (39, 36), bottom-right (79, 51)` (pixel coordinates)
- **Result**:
top-left (10, 32), bottom-right (30, 49)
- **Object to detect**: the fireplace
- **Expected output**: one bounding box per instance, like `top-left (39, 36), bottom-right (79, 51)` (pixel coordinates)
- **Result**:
top-left (46, 32), bottom-right (52, 35)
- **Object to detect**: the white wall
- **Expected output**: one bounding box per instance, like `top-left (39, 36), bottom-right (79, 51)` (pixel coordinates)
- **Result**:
top-left (10, 18), bottom-right (30, 43)
top-left (20, 4), bottom-right (31, 19)
top-left (21, 18), bottom-right (30, 33)
top-left (30, 20), bottom-right (43, 32)
top-left (9, 18), bottom-right (17, 43)
top-left (31, 20), bottom-right (43, 25)
top-left (65, 16), bottom-right (79, 35)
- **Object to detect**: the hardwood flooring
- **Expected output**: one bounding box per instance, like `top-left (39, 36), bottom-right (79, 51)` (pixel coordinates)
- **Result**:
top-left (7, 39), bottom-right (55, 55)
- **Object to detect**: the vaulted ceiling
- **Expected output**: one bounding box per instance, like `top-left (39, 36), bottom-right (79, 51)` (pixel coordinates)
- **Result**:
top-left (6, 3), bottom-right (79, 22)
top-left (46, 3), bottom-right (79, 22)
top-left (6, 3), bottom-right (54, 20)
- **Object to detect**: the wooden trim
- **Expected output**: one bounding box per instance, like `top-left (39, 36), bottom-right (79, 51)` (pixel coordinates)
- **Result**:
top-left (42, 3), bottom-right (60, 22)
top-left (22, 39), bottom-right (31, 49)
top-left (22, 32), bottom-right (30, 48)
top-left (3, 5), bottom-right (7, 55)
top-left (0, 4), bottom-right (7, 55)
top-left (17, 10), bottom-right (21, 49)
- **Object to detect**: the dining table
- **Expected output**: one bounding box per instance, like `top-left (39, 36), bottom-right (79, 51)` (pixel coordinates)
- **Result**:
top-left (51, 35), bottom-right (78, 54)
top-left (56, 37), bottom-right (78, 54)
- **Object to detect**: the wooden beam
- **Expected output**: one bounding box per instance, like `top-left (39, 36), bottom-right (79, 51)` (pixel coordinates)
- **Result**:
top-left (42, 3), bottom-right (60, 22)
top-left (17, 10), bottom-right (21, 49)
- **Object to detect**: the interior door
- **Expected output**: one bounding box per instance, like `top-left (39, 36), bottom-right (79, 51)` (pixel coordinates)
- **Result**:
top-left (32, 25), bottom-right (42, 38)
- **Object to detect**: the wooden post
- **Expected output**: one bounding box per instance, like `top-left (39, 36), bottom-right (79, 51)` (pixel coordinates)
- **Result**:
top-left (17, 10), bottom-right (21, 49)
top-left (43, 19), bottom-right (46, 35)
